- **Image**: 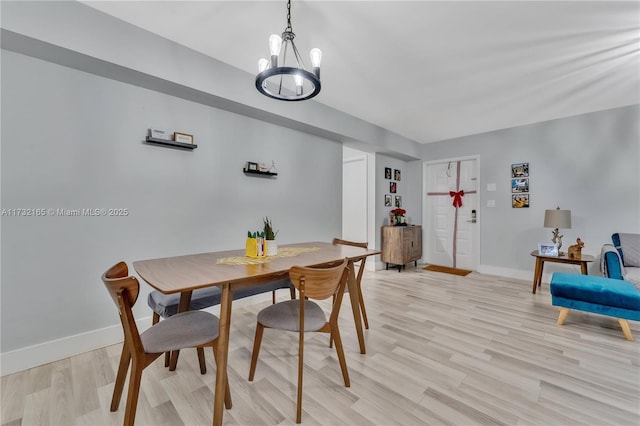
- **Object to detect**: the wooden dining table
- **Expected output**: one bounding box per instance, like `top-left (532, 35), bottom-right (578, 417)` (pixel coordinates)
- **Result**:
top-left (133, 241), bottom-right (380, 426)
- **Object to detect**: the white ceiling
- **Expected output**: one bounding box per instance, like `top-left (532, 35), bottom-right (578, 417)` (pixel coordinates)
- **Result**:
top-left (83, 1), bottom-right (639, 144)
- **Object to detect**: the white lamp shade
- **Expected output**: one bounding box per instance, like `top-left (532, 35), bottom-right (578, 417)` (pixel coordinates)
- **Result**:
top-left (544, 209), bottom-right (571, 229)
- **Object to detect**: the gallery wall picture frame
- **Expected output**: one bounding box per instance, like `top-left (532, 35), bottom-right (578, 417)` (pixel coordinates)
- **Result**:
top-left (512, 193), bottom-right (529, 208)
top-left (390, 182), bottom-right (397, 193)
top-left (385, 194), bottom-right (392, 207)
top-left (511, 178), bottom-right (529, 193)
top-left (395, 196), bottom-right (402, 208)
top-left (385, 167), bottom-right (392, 179)
top-left (511, 162), bottom-right (529, 178)
top-left (394, 169), bottom-right (401, 181)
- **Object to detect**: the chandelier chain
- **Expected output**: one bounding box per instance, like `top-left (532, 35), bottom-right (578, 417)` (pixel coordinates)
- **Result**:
top-left (286, 0), bottom-right (292, 32)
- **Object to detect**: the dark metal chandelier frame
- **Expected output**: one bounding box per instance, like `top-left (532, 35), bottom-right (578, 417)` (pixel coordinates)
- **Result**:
top-left (255, 0), bottom-right (321, 101)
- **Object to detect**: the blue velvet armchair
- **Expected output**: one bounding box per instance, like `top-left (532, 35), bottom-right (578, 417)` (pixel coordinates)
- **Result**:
top-left (601, 233), bottom-right (640, 286)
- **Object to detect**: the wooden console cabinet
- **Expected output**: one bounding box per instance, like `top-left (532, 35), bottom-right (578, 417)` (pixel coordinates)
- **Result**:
top-left (381, 225), bottom-right (422, 271)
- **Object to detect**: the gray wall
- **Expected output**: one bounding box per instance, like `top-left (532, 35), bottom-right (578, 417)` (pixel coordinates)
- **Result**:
top-left (1, 50), bottom-right (342, 353)
top-left (422, 105), bottom-right (640, 276)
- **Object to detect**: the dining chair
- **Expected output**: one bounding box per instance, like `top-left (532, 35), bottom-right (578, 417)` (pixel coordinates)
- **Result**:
top-left (149, 279), bottom-right (296, 373)
top-left (248, 259), bottom-right (350, 423)
top-left (102, 262), bottom-right (231, 426)
top-left (332, 238), bottom-right (370, 329)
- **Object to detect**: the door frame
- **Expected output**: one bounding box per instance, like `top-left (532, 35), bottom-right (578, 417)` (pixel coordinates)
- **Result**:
top-left (422, 155), bottom-right (481, 270)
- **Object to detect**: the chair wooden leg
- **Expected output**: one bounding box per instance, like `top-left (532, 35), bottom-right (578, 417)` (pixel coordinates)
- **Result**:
top-left (296, 329), bottom-right (304, 424)
top-left (212, 344), bottom-right (232, 409)
top-left (168, 350), bottom-right (180, 371)
top-left (557, 308), bottom-right (569, 325)
top-left (123, 359), bottom-right (143, 426)
top-left (152, 313), bottom-right (172, 368)
top-left (197, 347), bottom-right (207, 374)
top-left (618, 318), bottom-right (634, 341)
top-left (357, 283), bottom-right (369, 329)
top-left (110, 344), bottom-right (131, 411)
top-left (290, 287), bottom-right (296, 299)
top-left (330, 323), bottom-right (350, 388)
top-left (248, 323), bottom-right (265, 381)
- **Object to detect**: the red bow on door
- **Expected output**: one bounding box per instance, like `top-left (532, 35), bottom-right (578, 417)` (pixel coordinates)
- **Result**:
top-left (449, 190), bottom-right (464, 208)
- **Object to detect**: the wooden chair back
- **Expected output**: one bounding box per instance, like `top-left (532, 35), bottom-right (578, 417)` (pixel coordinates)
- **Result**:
top-left (289, 258), bottom-right (348, 301)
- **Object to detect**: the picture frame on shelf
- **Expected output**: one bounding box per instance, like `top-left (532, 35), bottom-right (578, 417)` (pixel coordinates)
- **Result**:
top-left (174, 132), bottom-right (194, 144)
top-left (246, 161), bottom-right (258, 171)
top-left (385, 194), bottom-right (392, 207)
top-left (538, 243), bottom-right (558, 257)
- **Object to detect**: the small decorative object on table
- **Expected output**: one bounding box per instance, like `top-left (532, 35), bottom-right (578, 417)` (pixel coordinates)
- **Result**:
top-left (263, 217), bottom-right (279, 256)
top-left (390, 208), bottom-right (407, 226)
top-left (246, 231), bottom-right (267, 258)
top-left (567, 238), bottom-right (584, 259)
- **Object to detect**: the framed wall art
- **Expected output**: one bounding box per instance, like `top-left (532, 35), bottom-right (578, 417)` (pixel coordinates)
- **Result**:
top-left (395, 196), bottom-right (402, 208)
top-left (511, 162), bottom-right (529, 178)
top-left (511, 178), bottom-right (529, 193)
top-left (512, 194), bottom-right (529, 208)
top-left (385, 194), bottom-right (392, 207)
top-left (390, 182), bottom-right (397, 193)
top-left (394, 169), bottom-right (401, 181)
top-left (385, 167), bottom-right (392, 179)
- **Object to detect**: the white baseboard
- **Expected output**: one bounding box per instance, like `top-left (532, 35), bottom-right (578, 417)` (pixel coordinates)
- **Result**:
top-left (1, 317), bottom-right (149, 377)
top-left (0, 291), bottom-right (279, 377)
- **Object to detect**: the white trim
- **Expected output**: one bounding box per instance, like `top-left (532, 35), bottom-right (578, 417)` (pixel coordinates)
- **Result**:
top-left (0, 292), bottom-right (277, 377)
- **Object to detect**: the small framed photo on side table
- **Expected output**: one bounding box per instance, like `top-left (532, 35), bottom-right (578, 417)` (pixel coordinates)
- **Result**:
top-left (538, 243), bottom-right (558, 257)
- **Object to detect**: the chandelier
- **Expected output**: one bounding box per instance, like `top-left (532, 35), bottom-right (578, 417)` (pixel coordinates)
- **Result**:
top-left (255, 0), bottom-right (322, 101)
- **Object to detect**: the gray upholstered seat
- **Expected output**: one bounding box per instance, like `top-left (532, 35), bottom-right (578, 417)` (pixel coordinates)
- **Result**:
top-left (141, 311), bottom-right (219, 353)
top-left (148, 278), bottom-right (295, 318)
top-left (257, 299), bottom-right (326, 331)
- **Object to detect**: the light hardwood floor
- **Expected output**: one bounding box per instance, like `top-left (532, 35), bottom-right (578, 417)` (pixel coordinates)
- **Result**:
top-left (2, 269), bottom-right (639, 425)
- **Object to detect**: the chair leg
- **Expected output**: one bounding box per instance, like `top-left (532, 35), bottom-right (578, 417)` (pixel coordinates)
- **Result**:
top-left (197, 347), bottom-right (207, 374)
top-left (111, 344), bottom-right (131, 411)
top-left (557, 308), bottom-right (570, 325)
top-left (152, 313), bottom-right (172, 368)
top-left (330, 323), bottom-right (350, 388)
top-left (123, 359), bottom-right (144, 426)
top-left (212, 344), bottom-right (232, 409)
top-left (357, 282), bottom-right (369, 329)
top-left (290, 287), bottom-right (296, 299)
top-left (248, 323), bottom-right (265, 381)
top-left (168, 350), bottom-right (180, 371)
top-left (618, 318), bottom-right (634, 341)
top-left (296, 329), bottom-right (304, 424)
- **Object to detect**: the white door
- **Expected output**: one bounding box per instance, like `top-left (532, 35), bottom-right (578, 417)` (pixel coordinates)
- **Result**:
top-left (342, 156), bottom-right (367, 242)
top-left (425, 159), bottom-right (478, 270)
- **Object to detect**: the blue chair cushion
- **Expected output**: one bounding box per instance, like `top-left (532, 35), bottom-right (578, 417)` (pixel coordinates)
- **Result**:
top-left (550, 273), bottom-right (640, 320)
top-left (148, 278), bottom-right (294, 318)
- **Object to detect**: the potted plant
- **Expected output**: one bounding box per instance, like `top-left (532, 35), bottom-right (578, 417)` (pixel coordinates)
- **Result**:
top-left (263, 217), bottom-right (279, 256)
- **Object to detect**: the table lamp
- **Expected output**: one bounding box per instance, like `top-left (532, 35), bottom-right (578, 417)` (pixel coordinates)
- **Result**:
top-left (544, 207), bottom-right (571, 254)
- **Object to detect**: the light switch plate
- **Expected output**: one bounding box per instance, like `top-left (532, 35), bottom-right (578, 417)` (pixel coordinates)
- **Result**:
top-left (487, 183), bottom-right (496, 191)
top-left (487, 200), bottom-right (496, 208)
